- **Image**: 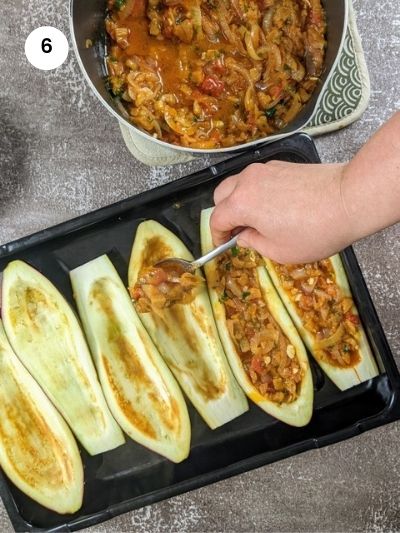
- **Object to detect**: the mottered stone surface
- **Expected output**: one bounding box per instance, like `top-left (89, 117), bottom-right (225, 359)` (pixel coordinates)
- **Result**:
top-left (0, 0), bottom-right (399, 531)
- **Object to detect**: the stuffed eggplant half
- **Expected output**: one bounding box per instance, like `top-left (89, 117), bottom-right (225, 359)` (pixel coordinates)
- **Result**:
top-left (264, 255), bottom-right (379, 390)
top-left (128, 220), bottom-right (248, 429)
top-left (1, 260), bottom-right (125, 455)
top-left (70, 255), bottom-right (191, 463)
top-left (0, 321), bottom-right (83, 514)
top-left (200, 208), bottom-right (313, 427)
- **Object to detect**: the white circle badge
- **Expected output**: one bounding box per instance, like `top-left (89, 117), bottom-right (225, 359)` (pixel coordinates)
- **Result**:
top-left (25, 26), bottom-right (69, 71)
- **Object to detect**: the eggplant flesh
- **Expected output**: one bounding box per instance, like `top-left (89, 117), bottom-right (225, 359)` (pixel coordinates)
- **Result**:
top-left (264, 255), bottom-right (379, 390)
top-left (70, 255), bottom-right (191, 463)
top-left (200, 208), bottom-right (313, 427)
top-left (1, 260), bottom-right (125, 455)
top-left (0, 321), bottom-right (83, 514)
top-left (128, 220), bottom-right (248, 430)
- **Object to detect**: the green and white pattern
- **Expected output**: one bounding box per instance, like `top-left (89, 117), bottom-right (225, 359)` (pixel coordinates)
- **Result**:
top-left (309, 32), bottom-right (362, 126)
top-left (305, 1), bottom-right (370, 136)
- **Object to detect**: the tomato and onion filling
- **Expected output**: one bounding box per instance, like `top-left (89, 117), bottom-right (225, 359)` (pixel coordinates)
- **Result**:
top-left (104, 0), bottom-right (326, 148)
top-left (130, 265), bottom-right (202, 312)
top-left (215, 247), bottom-right (303, 404)
top-left (272, 259), bottom-right (361, 367)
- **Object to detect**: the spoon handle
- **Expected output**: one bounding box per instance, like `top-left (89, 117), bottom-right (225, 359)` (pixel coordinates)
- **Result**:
top-left (192, 232), bottom-right (242, 270)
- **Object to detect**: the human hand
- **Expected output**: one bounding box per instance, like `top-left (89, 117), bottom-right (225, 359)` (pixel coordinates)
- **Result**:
top-left (210, 160), bottom-right (354, 263)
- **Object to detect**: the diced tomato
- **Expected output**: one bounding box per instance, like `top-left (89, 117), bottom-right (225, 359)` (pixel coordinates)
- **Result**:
top-left (270, 84), bottom-right (283, 100)
top-left (199, 76), bottom-right (225, 97)
top-left (204, 59), bottom-right (227, 77)
top-left (250, 357), bottom-right (264, 375)
top-left (345, 313), bottom-right (359, 325)
top-left (130, 287), bottom-right (143, 300)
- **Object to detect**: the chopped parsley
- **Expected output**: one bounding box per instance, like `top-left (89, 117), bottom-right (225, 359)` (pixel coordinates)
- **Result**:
top-left (231, 246), bottom-right (239, 257)
top-left (114, 0), bottom-right (126, 10)
top-left (265, 107), bottom-right (277, 118)
top-left (242, 291), bottom-right (250, 299)
top-left (225, 261), bottom-right (232, 271)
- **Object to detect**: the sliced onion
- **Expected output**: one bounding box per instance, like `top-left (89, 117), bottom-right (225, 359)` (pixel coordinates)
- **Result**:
top-left (230, 0), bottom-right (244, 20)
top-left (245, 31), bottom-right (262, 61)
top-left (244, 86), bottom-right (255, 113)
top-left (226, 278), bottom-right (242, 298)
top-left (217, 2), bottom-right (246, 54)
top-left (262, 9), bottom-right (274, 33)
top-left (283, 95), bottom-right (302, 123)
top-left (300, 278), bottom-right (317, 294)
top-left (226, 59), bottom-right (253, 85)
top-left (250, 25), bottom-right (261, 50)
top-left (164, 109), bottom-right (196, 136)
top-left (151, 118), bottom-right (162, 138)
top-left (315, 323), bottom-right (345, 349)
top-left (202, 14), bottom-right (219, 41)
top-left (314, 288), bottom-right (329, 301)
top-left (290, 268), bottom-right (307, 280)
top-left (269, 44), bottom-right (282, 70)
top-left (291, 61), bottom-right (306, 82)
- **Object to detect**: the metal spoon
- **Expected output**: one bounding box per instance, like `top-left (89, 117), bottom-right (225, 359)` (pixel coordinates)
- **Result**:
top-left (155, 232), bottom-right (243, 274)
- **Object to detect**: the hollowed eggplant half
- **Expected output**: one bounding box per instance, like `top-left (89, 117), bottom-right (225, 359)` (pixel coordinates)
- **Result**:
top-left (264, 255), bottom-right (379, 390)
top-left (0, 321), bottom-right (83, 514)
top-left (1, 260), bottom-right (125, 455)
top-left (200, 208), bottom-right (313, 427)
top-left (70, 255), bottom-right (191, 463)
top-left (128, 220), bottom-right (248, 429)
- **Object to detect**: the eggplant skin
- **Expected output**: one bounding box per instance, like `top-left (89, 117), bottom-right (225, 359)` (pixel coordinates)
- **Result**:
top-left (264, 255), bottom-right (379, 391)
top-left (200, 208), bottom-right (313, 427)
top-left (70, 255), bottom-right (191, 463)
top-left (0, 321), bottom-right (83, 514)
top-left (128, 220), bottom-right (248, 430)
top-left (1, 260), bottom-right (125, 456)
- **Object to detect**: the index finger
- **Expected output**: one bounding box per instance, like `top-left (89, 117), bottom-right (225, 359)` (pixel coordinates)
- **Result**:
top-left (210, 196), bottom-right (245, 246)
top-left (213, 174), bottom-right (239, 205)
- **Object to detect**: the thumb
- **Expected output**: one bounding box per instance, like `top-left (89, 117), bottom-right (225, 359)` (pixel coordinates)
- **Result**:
top-left (236, 227), bottom-right (270, 258)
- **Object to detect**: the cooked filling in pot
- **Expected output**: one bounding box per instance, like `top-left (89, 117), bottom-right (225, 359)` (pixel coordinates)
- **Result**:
top-left (105, 0), bottom-right (326, 148)
top-left (215, 247), bottom-right (303, 403)
top-left (272, 260), bottom-right (361, 368)
top-left (131, 265), bottom-right (202, 312)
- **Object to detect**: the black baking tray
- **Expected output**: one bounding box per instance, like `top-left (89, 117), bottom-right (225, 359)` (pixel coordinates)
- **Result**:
top-left (1, 133), bottom-right (399, 532)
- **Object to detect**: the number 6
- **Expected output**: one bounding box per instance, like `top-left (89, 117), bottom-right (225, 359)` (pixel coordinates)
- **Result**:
top-left (41, 38), bottom-right (52, 54)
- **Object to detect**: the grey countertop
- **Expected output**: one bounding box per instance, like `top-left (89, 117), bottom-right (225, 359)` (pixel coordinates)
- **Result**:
top-left (0, 0), bottom-right (399, 531)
